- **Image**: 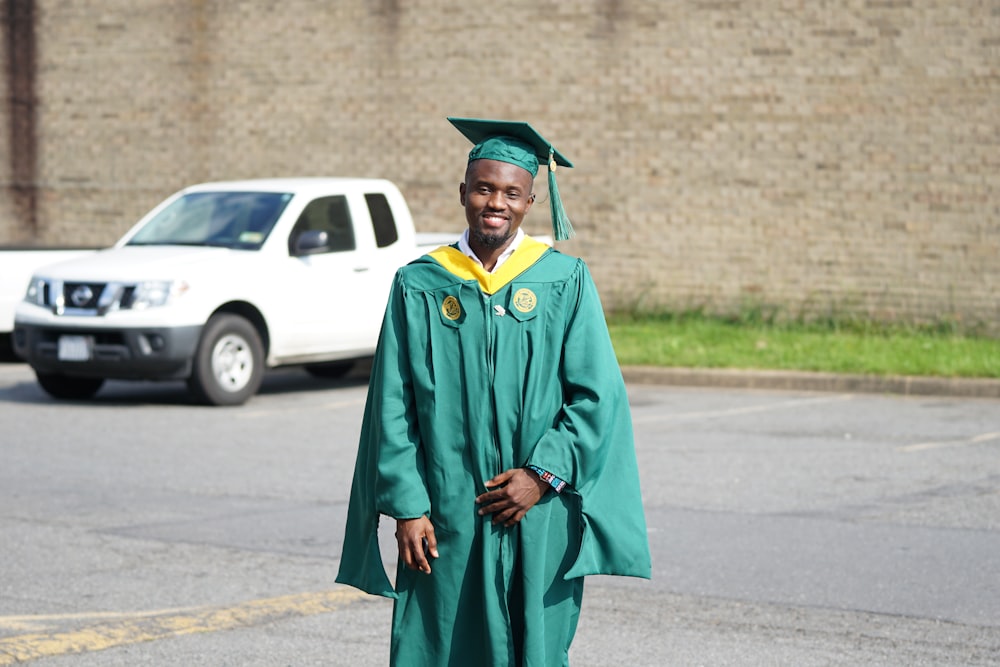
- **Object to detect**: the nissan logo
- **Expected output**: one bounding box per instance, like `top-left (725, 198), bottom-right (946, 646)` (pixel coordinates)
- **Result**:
top-left (70, 285), bottom-right (94, 307)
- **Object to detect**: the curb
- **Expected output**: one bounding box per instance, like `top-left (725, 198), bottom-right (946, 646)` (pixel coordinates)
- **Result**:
top-left (3, 356), bottom-right (997, 400)
top-left (620, 366), bottom-right (1000, 399)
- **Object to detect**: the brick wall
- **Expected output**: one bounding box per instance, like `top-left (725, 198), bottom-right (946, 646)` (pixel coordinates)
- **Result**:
top-left (2, 1), bottom-right (998, 328)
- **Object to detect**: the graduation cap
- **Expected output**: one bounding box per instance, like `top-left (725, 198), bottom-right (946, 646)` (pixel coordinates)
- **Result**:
top-left (448, 117), bottom-right (575, 241)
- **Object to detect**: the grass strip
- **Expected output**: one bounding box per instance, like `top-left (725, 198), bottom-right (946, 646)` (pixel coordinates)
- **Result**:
top-left (607, 314), bottom-right (1000, 378)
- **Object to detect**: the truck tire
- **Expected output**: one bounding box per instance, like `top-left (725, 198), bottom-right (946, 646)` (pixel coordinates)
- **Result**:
top-left (187, 314), bottom-right (264, 406)
top-left (35, 372), bottom-right (105, 400)
top-left (0, 333), bottom-right (18, 362)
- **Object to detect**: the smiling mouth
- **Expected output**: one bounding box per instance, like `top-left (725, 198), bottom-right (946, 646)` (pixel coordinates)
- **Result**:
top-left (481, 213), bottom-right (509, 226)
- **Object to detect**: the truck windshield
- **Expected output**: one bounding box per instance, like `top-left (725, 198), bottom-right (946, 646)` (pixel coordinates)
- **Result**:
top-left (126, 191), bottom-right (293, 249)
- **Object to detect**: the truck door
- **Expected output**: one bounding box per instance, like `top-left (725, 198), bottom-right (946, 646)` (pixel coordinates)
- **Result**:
top-left (271, 194), bottom-right (384, 358)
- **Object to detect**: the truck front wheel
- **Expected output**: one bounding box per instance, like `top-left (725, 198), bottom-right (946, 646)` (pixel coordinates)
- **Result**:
top-left (187, 314), bottom-right (264, 406)
top-left (35, 372), bottom-right (105, 400)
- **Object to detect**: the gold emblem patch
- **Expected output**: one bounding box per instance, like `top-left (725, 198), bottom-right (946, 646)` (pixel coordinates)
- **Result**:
top-left (512, 288), bottom-right (537, 313)
top-left (442, 295), bottom-right (461, 321)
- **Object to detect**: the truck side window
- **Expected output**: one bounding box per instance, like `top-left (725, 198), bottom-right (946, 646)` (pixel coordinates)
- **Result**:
top-left (366, 193), bottom-right (398, 248)
top-left (289, 195), bottom-right (356, 255)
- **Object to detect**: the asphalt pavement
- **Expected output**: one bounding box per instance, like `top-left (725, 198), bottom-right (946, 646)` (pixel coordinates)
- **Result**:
top-left (1, 361), bottom-right (999, 666)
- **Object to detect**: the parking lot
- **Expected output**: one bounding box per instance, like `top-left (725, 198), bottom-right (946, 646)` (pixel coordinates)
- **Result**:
top-left (1, 362), bottom-right (999, 665)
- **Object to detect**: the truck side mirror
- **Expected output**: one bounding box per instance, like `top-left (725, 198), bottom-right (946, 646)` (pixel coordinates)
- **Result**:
top-left (291, 230), bottom-right (330, 256)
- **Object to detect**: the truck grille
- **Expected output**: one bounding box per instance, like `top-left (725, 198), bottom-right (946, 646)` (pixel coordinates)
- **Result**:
top-left (63, 282), bottom-right (103, 309)
top-left (40, 280), bottom-right (131, 316)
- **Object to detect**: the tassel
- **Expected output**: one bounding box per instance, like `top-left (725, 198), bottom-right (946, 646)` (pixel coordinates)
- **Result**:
top-left (547, 149), bottom-right (574, 241)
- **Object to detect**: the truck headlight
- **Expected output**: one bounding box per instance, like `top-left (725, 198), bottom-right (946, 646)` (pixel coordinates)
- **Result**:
top-left (24, 278), bottom-right (50, 306)
top-left (130, 280), bottom-right (188, 310)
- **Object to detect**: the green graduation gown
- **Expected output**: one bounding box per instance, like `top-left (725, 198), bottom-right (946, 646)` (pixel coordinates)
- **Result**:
top-left (336, 237), bottom-right (651, 667)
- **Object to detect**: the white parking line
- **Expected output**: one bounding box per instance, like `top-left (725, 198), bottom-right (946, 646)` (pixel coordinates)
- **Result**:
top-left (896, 431), bottom-right (1000, 453)
top-left (240, 396), bottom-right (367, 418)
top-left (631, 393), bottom-right (855, 424)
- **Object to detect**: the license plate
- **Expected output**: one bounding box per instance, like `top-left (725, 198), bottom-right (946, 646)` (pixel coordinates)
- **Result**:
top-left (58, 335), bottom-right (93, 361)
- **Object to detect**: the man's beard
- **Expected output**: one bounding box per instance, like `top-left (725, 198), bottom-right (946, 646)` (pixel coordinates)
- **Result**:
top-left (471, 225), bottom-right (512, 250)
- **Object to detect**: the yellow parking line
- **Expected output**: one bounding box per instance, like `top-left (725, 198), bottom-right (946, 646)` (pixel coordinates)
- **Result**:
top-left (0, 607), bottom-right (206, 633)
top-left (0, 588), bottom-right (369, 665)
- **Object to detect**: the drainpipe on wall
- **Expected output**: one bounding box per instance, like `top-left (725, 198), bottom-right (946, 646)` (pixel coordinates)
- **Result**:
top-left (4, 0), bottom-right (38, 238)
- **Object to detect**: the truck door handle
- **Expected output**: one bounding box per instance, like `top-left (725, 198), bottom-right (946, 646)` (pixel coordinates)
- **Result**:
top-left (353, 267), bottom-right (370, 273)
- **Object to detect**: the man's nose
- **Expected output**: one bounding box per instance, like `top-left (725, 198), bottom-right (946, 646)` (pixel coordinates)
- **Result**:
top-left (487, 190), bottom-right (506, 209)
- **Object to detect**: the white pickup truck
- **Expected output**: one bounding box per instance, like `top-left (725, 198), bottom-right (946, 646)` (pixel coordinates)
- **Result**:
top-left (13, 178), bottom-right (449, 405)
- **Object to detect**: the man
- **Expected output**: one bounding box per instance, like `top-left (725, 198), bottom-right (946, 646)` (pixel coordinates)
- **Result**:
top-left (337, 117), bottom-right (651, 666)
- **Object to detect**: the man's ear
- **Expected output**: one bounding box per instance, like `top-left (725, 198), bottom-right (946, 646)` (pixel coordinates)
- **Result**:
top-left (459, 182), bottom-right (467, 206)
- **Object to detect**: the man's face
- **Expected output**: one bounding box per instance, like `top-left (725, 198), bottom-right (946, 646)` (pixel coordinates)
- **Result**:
top-left (460, 159), bottom-right (535, 252)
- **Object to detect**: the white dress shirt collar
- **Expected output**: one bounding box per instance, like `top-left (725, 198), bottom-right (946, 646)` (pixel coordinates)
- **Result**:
top-left (458, 228), bottom-right (525, 274)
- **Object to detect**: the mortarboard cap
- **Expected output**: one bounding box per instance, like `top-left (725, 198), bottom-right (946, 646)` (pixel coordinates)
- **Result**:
top-left (448, 116), bottom-right (575, 241)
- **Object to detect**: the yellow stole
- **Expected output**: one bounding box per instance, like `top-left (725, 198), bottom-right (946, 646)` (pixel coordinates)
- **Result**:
top-left (428, 236), bottom-right (550, 295)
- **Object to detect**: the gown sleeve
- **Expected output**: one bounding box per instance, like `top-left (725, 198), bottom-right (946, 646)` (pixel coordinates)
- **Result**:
top-left (335, 272), bottom-right (433, 598)
top-left (526, 261), bottom-right (652, 579)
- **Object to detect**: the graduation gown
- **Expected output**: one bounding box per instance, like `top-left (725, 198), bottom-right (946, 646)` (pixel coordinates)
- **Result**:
top-left (336, 236), bottom-right (651, 667)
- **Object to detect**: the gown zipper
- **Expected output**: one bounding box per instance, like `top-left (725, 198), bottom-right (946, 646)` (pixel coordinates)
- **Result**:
top-left (484, 291), bottom-right (500, 478)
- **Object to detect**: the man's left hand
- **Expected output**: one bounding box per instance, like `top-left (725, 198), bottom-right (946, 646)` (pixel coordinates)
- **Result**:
top-left (476, 468), bottom-right (550, 527)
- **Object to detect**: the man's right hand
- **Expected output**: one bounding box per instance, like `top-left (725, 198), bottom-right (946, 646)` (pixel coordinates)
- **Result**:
top-left (395, 516), bottom-right (439, 574)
